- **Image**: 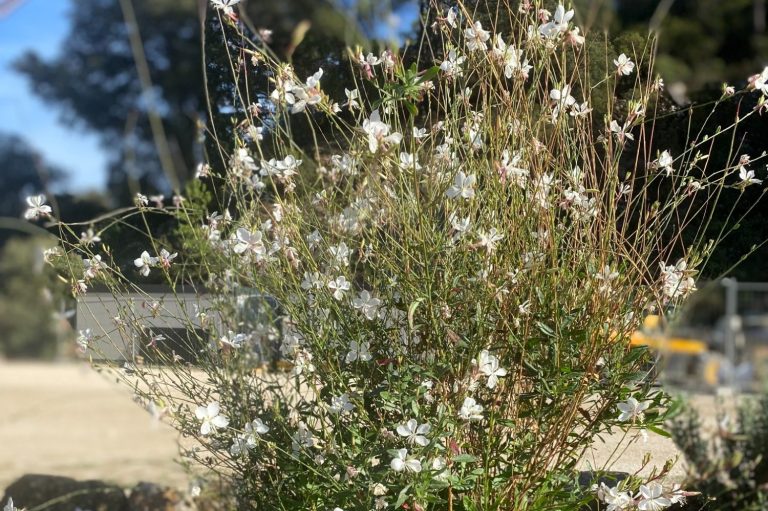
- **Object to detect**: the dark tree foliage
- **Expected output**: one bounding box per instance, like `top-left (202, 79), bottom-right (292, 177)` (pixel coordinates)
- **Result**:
top-left (0, 132), bottom-right (64, 219)
top-left (14, 0), bottom-right (204, 205)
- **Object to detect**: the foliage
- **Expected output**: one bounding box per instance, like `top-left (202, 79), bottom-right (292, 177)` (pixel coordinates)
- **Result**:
top-left (0, 237), bottom-right (65, 359)
top-left (47, 1), bottom-right (768, 509)
top-left (671, 394), bottom-right (768, 510)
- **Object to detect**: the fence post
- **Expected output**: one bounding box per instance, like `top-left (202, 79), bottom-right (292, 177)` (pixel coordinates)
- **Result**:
top-left (722, 278), bottom-right (738, 388)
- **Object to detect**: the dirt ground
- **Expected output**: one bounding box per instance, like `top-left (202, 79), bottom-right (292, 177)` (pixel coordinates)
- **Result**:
top-left (1, 361), bottom-right (722, 490)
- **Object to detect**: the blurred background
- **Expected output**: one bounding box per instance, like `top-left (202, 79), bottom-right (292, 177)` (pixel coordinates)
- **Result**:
top-left (1, 0), bottom-right (768, 501)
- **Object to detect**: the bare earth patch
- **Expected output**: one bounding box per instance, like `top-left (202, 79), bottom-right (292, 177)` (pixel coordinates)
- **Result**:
top-left (2, 361), bottom-right (719, 489)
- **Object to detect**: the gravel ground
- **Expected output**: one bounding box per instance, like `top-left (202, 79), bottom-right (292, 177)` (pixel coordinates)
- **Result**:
top-left (0, 361), bottom-right (726, 490)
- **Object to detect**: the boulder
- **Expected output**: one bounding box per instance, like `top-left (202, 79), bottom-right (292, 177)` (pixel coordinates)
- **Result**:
top-left (2, 474), bottom-right (127, 511)
top-left (127, 482), bottom-right (191, 511)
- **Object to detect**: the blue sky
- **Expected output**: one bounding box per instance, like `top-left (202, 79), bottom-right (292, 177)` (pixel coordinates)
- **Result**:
top-left (0, 0), bottom-right (107, 192)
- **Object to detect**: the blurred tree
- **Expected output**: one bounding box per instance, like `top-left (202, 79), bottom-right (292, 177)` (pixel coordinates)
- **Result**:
top-left (0, 237), bottom-right (64, 359)
top-left (0, 132), bottom-right (64, 219)
top-left (13, 0), bottom-right (412, 206)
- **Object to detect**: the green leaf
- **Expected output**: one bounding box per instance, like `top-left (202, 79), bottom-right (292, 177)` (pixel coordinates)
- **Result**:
top-left (417, 65), bottom-right (440, 84)
top-left (647, 424), bottom-right (672, 438)
top-left (452, 453), bottom-right (478, 463)
top-left (395, 484), bottom-right (412, 508)
top-left (408, 298), bottom-right (425, 331)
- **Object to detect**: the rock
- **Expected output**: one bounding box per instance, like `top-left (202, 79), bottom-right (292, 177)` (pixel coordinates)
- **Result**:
top-left (2, 474), bottom-right (127, 511)
top-left (127, 482), bottom-right (191, 511)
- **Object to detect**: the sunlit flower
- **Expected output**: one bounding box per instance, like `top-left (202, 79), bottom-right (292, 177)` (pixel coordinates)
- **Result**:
top-left (195, 401), bottom-right (229, 435)
top-left (446, 171), bottom-right (476, 199)
top-left (597, 483), bottom-right (633, 511)
top-left (464, 21), bottom-right (490, 52)
top-left (352, 290), bottom-right (381, 320)
top-left (617, 396), bottom-right (649, 422)
top-left (134, 251), bottom-right (158, 277)
top-left (610, 119), bottom-right (635, 142)
top-left (396, 418), bottom-right (431, 446)
top-left (329, 393), bottom-right (355, 414)
top-left (362, 110), bottom-right (402, 153)
top-left (657, 150), bottom-right (674, 176)
top-left (23, 194), bottom-right (52, 220)
top-left (345, 340), bottom-right (372, 363)
top-left (79, 228), bottom-right (101, 246)
top-left (3, 498), bottom-right (19, 511)
top-left (538, 4), bottom-right (574, 39)
top-left (440, 49), bottom-right (466, 78)
top-left (477, 350), bottom-right (507, 389)
top-left (458, 397), bottom-right (484, 421)
top-left (328, 276), bottom-right (351, 301)
top-left (232, 227), bottom-right (266, 257)
top-left (344, 88), bottom-right (360, 110)
top-left (614, 53), bottom-right (635, 75)
top-left (637, 482), bottom-right (672, 510)
top-left (738, 165), bottom-right (762, 187)
top-left (390, 448), bottom-right (422, 473)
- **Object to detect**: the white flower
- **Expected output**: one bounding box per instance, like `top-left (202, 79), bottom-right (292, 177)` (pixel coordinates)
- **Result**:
top-left (637, 482), bottom-right (672, 510)
top-left (135, 193), bottom-right (149, 207)
top-left (617, 397), bottom-right (650, 422)
top-left (23, 194), bottom-right (52, 220)
top-left (738, 165), bottom-right (762, 187)
top-left (598, 483), bottom-right (633, 511)
top-left (464, 21), bottom-right (490, 52)
top-left (157, 248), bottom-right (177, 269)
top-left (610, 119), bottom-right (635, 142)
top-left (614, 53), bottom-right (635, 75)
top-left (301, 271), bottom-right (324, 291)
top-left (328, 276), bottom-right (351, 301)
top-left (445, 7), bottom-right (458, 28)
top-left (660, 259), bottom-right (696, 299)
top-left (79, 228), bottom-right (101, 246)
top-left (538, 4), bottom-right (574, 39)
top-left (458, 397), bottom-right (484, 421)
top-left (246, 418), bottom-right (269, 438)
top-left (396, 418), bottom-right (431, 447)
top-left (195, 401), bottom-right (229, 435)
top-left (329, 242), bottom-right (351, 267)
top-left (390, 448), bottom-right (422, 473)
top-left (752, 66), bottom-right (768, 96)
top-left (446, 171), bottom-right (476, 199)
top-left (133, 251), bottom-right (158, 277)
top-left (345, 340), bottom-right (372, 363)
top-left (232, 227), bottom-right (266, 257)
top-left (476, 228), bottom-right (503, 253)
top-left (352, 290), bottom-right (381, 320)
top-left (3, 498), bottom-right (19, 511)
top-left (595, 265), bottom-right (619, 293)
top-left (77, 328), bottom-right (94, 353)
top-left (477, 350), bottom-right (507, 389)
top-left (550, 85), bottom-right (576, 118)
top-left (398, 152), bottom-right (422, 172)
top-left (440, 49), bottom-right (466, 78)
top-left (292, 421), bottom-right (315, 450)
top-left (657, 150), bottom-right (674, 176)
top-left (344, 88), bottom-right (360, 110)
top-left (260, 155), bottom-right (302, 180)
top-left (210, 0), bottom-right (242, 11)
top-left (492, 35), bottom-right (532, 80)
top-left (362, 110), bottom-right (402, 153)
top-left (329, 393), bottom-right (355, 414)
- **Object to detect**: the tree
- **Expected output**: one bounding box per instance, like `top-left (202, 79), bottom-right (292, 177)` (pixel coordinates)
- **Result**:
top-left (13, 0), bottom-right (412, 205)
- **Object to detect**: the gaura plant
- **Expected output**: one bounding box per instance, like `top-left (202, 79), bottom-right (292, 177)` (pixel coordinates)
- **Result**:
top-left (44, 0), bottom-right (768, 509)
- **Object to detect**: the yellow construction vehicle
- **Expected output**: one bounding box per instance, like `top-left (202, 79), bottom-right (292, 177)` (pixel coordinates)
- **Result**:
top-left (629, 314), bottom-right (722, 388)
